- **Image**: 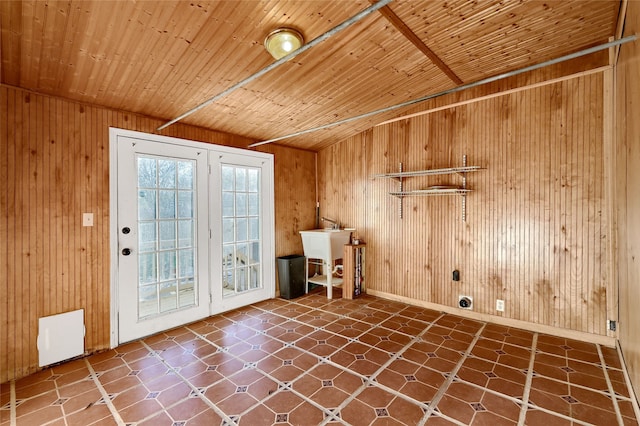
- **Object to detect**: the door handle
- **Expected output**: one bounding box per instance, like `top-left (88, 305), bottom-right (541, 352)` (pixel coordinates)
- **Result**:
top-left (122, 248), bottom-right (132, 256)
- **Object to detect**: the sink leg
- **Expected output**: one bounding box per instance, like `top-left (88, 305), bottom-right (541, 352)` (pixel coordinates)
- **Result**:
top-left (327, 261), bottom-right (333, 299)
top-left (304, 256), bottom-right (309, 294)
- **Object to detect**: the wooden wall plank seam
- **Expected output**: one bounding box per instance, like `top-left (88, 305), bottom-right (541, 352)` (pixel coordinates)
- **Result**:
top-left (616, 0), bottom-right (640, 403)
top-left (0, 85), bottom-right (316, 383)
top-left (318, 72), bottom-right (610, 341)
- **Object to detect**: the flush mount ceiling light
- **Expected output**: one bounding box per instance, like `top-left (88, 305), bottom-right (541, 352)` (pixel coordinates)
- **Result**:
top-left (264, 28), bottom-right (304, 60)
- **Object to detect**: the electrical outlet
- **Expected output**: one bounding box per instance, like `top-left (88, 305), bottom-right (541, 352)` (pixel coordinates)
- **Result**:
top-left (496, 299), bottom-right (505, 312)
top-left (82, 213), bottom-right (94, 227)
top-left (458, 295), bottom-right (473, 310)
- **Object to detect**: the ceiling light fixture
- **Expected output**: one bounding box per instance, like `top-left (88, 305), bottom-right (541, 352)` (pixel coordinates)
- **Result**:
top-left (248, 34), bottom-right (638, 147)
top-left (264, 28), bottom-right (304, 60)
top-left (157, 0), bottom-right (393, 131)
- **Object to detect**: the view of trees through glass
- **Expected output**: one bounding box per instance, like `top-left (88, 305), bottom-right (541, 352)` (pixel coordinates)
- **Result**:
top-left (222, 164), bottom-right (261, 296)
top-left (136, 155), bottom-right (197, 318)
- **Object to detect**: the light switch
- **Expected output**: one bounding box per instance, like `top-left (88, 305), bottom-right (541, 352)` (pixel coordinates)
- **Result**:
top-left (82, 213), bottom-right (94, 227)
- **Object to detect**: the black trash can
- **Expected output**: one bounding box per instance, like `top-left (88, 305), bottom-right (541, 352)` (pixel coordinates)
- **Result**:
top-left (277, 255), bottom-right (306, 300)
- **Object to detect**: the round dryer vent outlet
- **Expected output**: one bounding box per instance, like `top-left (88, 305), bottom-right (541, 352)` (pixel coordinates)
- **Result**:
top-left (458, 295), bottom-right (473, 310)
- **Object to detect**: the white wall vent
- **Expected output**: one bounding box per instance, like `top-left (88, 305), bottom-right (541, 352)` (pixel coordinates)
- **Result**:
top-left (37, 309), bottom-right (85, 367)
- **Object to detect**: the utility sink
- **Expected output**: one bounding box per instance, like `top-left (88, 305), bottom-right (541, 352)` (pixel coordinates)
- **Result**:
top-left (299, 229), bottom-right (352, 261)
top-left (299, 229), bottom-right (353, 299)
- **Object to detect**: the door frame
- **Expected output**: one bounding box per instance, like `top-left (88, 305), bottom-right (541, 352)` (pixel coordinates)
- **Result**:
top-left (109, 128), bottom-right (275, 348)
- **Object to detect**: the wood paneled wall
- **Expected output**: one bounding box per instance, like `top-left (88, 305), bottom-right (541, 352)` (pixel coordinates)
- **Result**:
top-left (258, 143), bottom-right (317, 260)
top-left (318, 71), bottom-right (613, 338)
top-left (616, 0), bottom-right (640, 402)
top-left (0, 85), bottom-right (316, 382)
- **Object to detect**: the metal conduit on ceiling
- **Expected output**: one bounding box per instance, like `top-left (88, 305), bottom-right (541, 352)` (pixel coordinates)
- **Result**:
top-left (157, 0), bottom-right (394, 132)
top-left (248, 35), bottom-right (637, 148)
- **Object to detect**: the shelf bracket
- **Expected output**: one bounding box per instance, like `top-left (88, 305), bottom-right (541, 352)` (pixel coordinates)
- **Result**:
top-left (461, 155), bottom-right (467, 221)
top-left (398, 162), bottom-right (404, 219)
top-left (379, 155), bottom-right (477, 220)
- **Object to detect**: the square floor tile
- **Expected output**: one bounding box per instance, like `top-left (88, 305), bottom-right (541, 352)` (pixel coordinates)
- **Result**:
top-left (2, 293), bottom-right (639, 426)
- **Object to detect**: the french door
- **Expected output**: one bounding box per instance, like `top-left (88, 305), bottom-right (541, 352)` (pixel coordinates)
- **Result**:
top-left (210, 152), bottom-right (274, 313)
top-left (111, 129), bottom-right (275, 345)
top-left (116, 137), bottom-right (210, 343)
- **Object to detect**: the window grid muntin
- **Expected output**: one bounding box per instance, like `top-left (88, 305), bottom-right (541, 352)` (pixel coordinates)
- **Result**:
top-left (222, 165), bottom-right (262, 295)
top-left (137, 155), bottom-right (198, 319)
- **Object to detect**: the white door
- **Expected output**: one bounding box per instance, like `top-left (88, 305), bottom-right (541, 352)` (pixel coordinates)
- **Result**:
top-left (210, 152), bottom-right (275, 313)
top-left (116, 136), bottom-right (209, 343)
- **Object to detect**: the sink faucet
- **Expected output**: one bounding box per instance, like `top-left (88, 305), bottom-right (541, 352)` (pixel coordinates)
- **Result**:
top-left (321, 217), bottom-right (340, 230)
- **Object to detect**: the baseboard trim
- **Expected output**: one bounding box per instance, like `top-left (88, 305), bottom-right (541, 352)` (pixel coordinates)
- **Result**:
top-left (366, 289), bottom-right (617, 347)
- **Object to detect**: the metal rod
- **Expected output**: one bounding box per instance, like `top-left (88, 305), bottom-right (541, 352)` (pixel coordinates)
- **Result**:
top-left (157, 0), bottom-right (393, 131)
top-left (249, 34), bottom-right (637, 147)
top-left (399, 162), bottom-right (403, 219)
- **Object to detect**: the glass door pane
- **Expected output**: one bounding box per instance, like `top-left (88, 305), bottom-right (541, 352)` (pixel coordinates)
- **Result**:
top-left (222, 165), bottom-right (262, 298)
top-left (116, 133), bottom-right (209, 345)
top-left (137, 155), bottom-right (197, 318)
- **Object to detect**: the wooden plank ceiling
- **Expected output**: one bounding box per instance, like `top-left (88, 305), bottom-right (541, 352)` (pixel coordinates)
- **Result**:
top-left (0, 0), bottom-right (620, 151)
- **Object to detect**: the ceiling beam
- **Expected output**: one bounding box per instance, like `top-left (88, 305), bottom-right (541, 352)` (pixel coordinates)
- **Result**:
top-left (156, 0), bottom-right (393, 131)
top-left (375, 3), bottom-right (464, 85)
top-left (249, 35), bottom-right (636, 147)
top-left (613, 0), bottom-right (628, 64)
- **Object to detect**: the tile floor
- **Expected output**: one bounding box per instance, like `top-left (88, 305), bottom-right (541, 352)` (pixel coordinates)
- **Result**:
top-left (1, 289), bottom-right (639, 425)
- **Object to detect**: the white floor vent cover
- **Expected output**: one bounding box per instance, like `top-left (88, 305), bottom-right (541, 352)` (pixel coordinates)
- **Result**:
top-left (37, 309), bottom-right (85, 367)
